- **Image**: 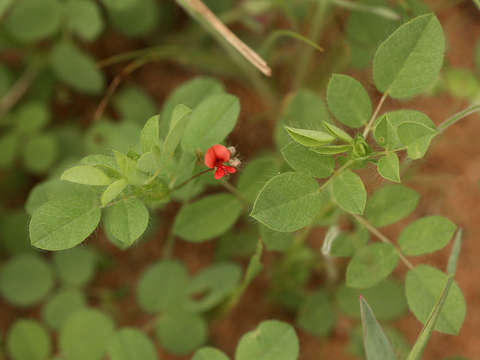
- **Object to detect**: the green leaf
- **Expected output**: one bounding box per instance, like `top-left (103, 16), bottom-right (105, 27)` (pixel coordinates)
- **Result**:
top-left (103, 197), bottom-right (149, 247)
top-left (405, 265), bottom-right (466, 334)
top-left (406, 276), bottom-right (454, 360)
top-left (29, 193), bottom-right (101, 250)
top-left (6, 320), bottom-right (51, 360)
top-left (251, 172), bottom-right (325, 232)
top-left (113, 150), bottom-right (147, 185)
top-left (53, 247), bottom-right (97, 287)
top-left (360, 297), bottom-right (396, 360)
top-left (113, 86), bottom-right (157, 124)
top-left (346, 243), bottom-right (399, 289)
top-left (330, 227), bottom-right (369, 257)
top-left (365, 184), bottom-right (419, 227)
top-left (136, 260), bottom-right (190, 313)
top-left (64, 0), bottom-right (104, 41)
top-left (173, 194), bottom-right (243, 242)
top-left (296, 290), bottom-right (335, 337)
top-left (14, 101), bottom-right (50, 134)
top-left (447, 229), bottom-right (462, 276)
top-left (140, 115), bottom-right (160, 153)
top-left (0, 254), bottom-right (54, 307)
top-left (397, 121), bottom-right (437, 159)
top-left (281, 142), bottom-right (334, 179)
top-left (377, 152), bottom-right (400, 182)
top-left (259, 224), bottom-right (294, 252)
top-left (59, 308), bottom-right (115, 360)
top-left (22, 134), bottom-right (58, 174)
top-left (326, 74), bottom-right (372, 128)
top-left (85, 120), bottom-right (141, 154)
top-left (160, 77), bottom-right (224, 135)
top-left (235, 320), bottom-right (299, 360)
top-left (187, 262), bottom-right (241, 312)
top-left (237, 155), bottom-right (280, 203)
top-left (62, 165), bottom-right (112, 186)
top-left (181, 94), bottom-right (240, 151)
top-left (0, 132), bottom-right (18, 168)
top-left (155, 311), bottom-right (207, 355)
top-left (105, 0), bottom-right (159, 37)
top-left (285, 126), bottom-right (335, 147)
top-left (162, 104), bottom-right (192, 157)
top-left (399, 216), bottom-right (457, 256)
top-left (193, 347), bottom-right (229, 360)
top-left (331, 170), bottom-right (367, 214)
top-left (101, 179), bottom-right (128, 206)
top-left (107, 328), bottom-right (157, 360)
top-left (0, 210), bottom-right (32, 255)
top-left (4, 0), bottom-right (62, 42)
top-left (50, 42), bottom-right (105, 94)
top-left (373, 14), bottom-right (445, 98)
top-left (336, 279), bottom-right (407, 321)
top-left (42, 289), bottom-right (87, 330)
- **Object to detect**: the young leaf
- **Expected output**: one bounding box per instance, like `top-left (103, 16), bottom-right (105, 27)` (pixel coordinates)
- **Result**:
top-left (377, 152), bottom-right (400, 183)
top-left (326, 74), bottom-right (372, 128)
top-left (42, 289), bottom-right (87, 330)
top-left (251, 172), bottom-right (326, 232)
top-left (281, 142), bottom-right (334, 179)
top-left (173, 194), bottom-right (243, 242)
top-left (136, 260), bottom-right (190, 313)
top-left (406, 276), bottom-right (454, 360)
top-left (285, 126), bottom-right (335, 147)
top-left (103, 197), bottom-right (149, 247)
top-left (359, 296), bottom-right (396, 360)
top-left (397, 121), bottom-right (438, 159)
top-left (346, 243), bottom-right (399, 289)
top-left (30, 194), bottom-right (101, 251)
top-left (373, 14), bottom-right (445, 98)
top-left (187, 262), bottom-right (241, 312)
top-left (181, 94), bottom-right (240, 152)
top-left (6, 319), bottom-right (51, 360)
top-left (296, 290), bottom-right (335, 337)
top-left (235, 320), bottom-right (299, 360)
top-left (50, 42), bottom-right (105, 94)
top-left (323, 121), bottom-right (354, 143)
top-left (332, 170), bottom-right (367, 215)
top-left (155, 311), bottom-right (207, 355)
top-left (365, 184), bottom-right (419, 227)
top-left (0, 254), bottom-right (54, 307)
top-left (62, 165), bottom-right (112, 186)
top-left (193, 347), bottom-right (229, 360)
top-left (59, 309), bottom-right (115, 360)
top-left (101, 179), bottom-right (128, 206)
top-left (447, 229), bottom-right (462, 275)
top-left (53, 247), bottom-right (97, 287)
top-left (405, 265), bottom-right (466, 334)
top-left (113, 150), bottom-right (147, 185)
top-left (107, 328), bottom-right (157, 360)
top-left (398, 216), bottom-right (457, 256)
top-left (311, 144), bottom-right (352, 155)
top-left (4, 0), bottom-right (62, 43)
top-left (140, 115), bottom-right (160, 153)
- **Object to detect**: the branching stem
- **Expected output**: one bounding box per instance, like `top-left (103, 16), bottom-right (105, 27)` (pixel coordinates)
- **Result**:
top-left (362, 92), bottom-right (389, 138)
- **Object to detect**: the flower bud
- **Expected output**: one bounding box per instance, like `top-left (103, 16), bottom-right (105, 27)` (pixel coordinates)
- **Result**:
top-left (227, 146), bottom-right (237, 157)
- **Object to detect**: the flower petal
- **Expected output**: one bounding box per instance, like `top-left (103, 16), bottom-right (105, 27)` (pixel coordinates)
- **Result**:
top-left (212, 144), bottom-right (230, 162)
top-left (214, 167), bottom-right (225, 179)
top-left (225, 166), bottom-right (237, 174)
top-left (204, 147), bottom-right (217, 168)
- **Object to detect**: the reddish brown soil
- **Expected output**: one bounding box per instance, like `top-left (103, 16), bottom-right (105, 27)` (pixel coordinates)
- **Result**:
top-left (1, 2), bottom-right (479, 360)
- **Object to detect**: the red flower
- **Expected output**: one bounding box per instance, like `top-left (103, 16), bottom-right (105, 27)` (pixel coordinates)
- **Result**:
top-left (204, 144), bottom-right (237, 179)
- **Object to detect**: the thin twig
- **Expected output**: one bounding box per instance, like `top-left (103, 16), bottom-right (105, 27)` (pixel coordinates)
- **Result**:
top-left (220, 179), bottom-right (250, 207)
top-left (362, 92), bottom-right (389, 138)
top-left (176, 0), bottom-right (271, 76)
top-left (437, 104), bottom-right (480, 133)
top-left (170, 168), bottom-right (212, 192)
top-left (352, 214), bottom-right (414, 270)
top-left (93, 59), bottom-right (148, 122)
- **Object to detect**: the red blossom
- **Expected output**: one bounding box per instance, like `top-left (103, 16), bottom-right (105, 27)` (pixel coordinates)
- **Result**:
top-left (204, 144), bottom-right (237, 179)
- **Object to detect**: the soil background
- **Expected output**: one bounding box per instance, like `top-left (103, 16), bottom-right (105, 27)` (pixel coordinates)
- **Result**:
top-left (1, 1), bottom-right (480, 359)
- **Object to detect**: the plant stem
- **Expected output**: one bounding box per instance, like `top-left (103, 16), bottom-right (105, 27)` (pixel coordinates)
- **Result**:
top-left (162, 228), bottom-right (176, 259)
top-left (293, 0), bottom-right (328, 89)
top-left (437, 104), bottom-right (480, 133)
top-left (362, 92), bottom-right (389, 138)
top-left (220, 179), bottom-right (250, 207)
top-left (170, 168), bottom-right (212, 192)
top-left (351, 214), bottom-right (414, 270)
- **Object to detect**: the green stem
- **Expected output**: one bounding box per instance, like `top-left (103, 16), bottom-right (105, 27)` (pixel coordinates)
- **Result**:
top-left (170, 168), bottom-right (212, 192)
top-left (162, 228), bottom-right (176, 259)
top-left (220, 180), bottom-right (250, 207)
top-left (362, 92), bottom-right (389, 138)
top-left (293, 0), bottom-right (328, 89)
top-left (437, 104), bottom-right (480, 133)
top-left (351, 214), bottom-right (414, 270)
